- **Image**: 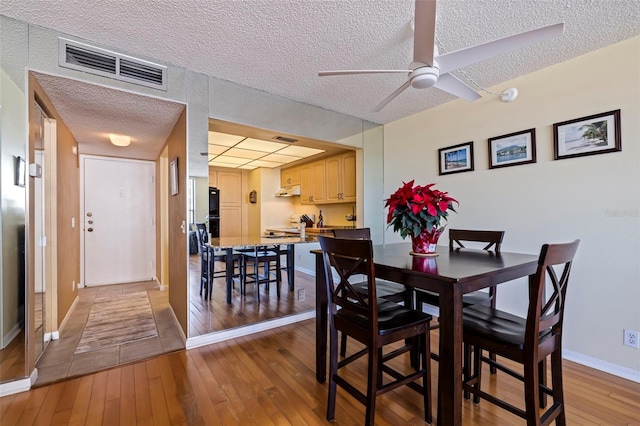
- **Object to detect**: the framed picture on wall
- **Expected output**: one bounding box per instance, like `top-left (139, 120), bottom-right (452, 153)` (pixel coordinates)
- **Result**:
top-left (488, 128), bottom-right (536, 169)
top-left (170, 156), bottom-right (179, 195)
top-left (438, 141), bottom-right (474, 175)
top-left (553, 109), bottom-right (621, 160)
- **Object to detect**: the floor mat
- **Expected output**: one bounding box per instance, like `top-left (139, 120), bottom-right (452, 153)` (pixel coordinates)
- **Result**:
top-left (75, 291), bottom-right (158, 354)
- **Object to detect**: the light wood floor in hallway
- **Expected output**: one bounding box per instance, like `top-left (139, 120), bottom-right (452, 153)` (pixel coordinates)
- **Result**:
top-left (4, 319), bottom-right (639, 425)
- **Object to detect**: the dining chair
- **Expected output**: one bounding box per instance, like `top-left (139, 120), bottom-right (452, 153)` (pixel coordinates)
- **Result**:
top-left (462, 239), bottom-right (580, 425)
top-left (415, 229), bottom-right (505, 370)
top-left (242, 245), bottom-right (282, 302)
top-left (333, 228), bottom-right (413, 356)
top-left (194, 223), bottom-right (243, 299)
top-left (317, 235), bottom-right (432, 425)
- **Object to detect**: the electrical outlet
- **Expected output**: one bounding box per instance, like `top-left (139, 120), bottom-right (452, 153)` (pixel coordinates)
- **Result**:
top-left (297, 288), bottom-right (306, 301)
top-left (623, 329), bottom-right (639, 348)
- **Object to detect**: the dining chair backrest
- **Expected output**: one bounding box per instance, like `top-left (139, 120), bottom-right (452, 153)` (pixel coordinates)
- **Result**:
top-left (317, 235), bottom-right (378, 332)
top-left (526, 239), bottom-right (580, 349)
top-left (449, 229), bottom-right (504, 252)
top-left (195, 223), bottom-right (208, 246)
top-left (332, 228), bottom-right (371, 240)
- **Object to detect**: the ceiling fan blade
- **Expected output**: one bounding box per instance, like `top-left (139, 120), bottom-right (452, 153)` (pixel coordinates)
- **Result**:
top-left (413, 0), bottom-right (437, 65)
top-left (372, 80), bottom-right (411, 112)
top-left (319, 70), bottom-right (411, 76)
top-left (434, 73), bottom-right (481, 102)
top-left (437, 22), bottom-right (565, 74)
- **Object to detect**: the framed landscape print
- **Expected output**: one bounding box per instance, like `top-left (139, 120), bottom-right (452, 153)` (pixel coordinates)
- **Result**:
top-left (439, 142), bottom-right (474, 175)
top-left (553, 109), bottom-right (621, 160)
top-left (488, 128), bottom-right (536, 169)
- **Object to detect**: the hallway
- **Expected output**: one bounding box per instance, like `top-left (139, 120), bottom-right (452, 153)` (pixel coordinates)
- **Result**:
top-left (34, 281), bottom-right (184, 386)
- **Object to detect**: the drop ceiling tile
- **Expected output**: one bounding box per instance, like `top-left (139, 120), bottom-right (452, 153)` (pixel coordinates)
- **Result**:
top-left (238, 164), bottom-right (258, 170)
top-left (208, 131), bottom-right (245, 147)
top-left (247, 159), bottom-right (284, 168)
top-left (209, 144), bottom-right (229, 155)
top-left (215, 155), bottom-right (251, 165)
top-left (260, 153), bottom-right (300, 163)
top-left (278, 146), bottom-right (325, 157)
top-left (236, 138), bottom-right (287, 152)
top-left (224, 147), bottom-right (266, 160)
top-left (209, 160), bottom-right (240, 168)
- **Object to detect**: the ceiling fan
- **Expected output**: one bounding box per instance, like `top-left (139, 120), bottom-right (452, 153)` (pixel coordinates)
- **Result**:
top-left (318, 0), bottom-right (564, 112)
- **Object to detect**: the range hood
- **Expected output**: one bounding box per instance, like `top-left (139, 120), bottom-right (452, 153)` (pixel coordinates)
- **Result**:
top-left (274, 185), bottom-right (301, 197)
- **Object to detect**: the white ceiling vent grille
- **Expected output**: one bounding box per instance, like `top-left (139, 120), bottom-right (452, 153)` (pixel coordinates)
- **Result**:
top-left (58, 38), bottom-right (167, 91)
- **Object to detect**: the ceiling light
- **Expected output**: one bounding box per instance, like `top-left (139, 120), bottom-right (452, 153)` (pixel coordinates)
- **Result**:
top-left (109, 134), bottom-right (130, 147)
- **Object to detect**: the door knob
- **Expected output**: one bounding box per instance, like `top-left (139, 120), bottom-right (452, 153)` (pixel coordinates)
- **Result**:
top-left (87, 228), bottom-right (93, 232)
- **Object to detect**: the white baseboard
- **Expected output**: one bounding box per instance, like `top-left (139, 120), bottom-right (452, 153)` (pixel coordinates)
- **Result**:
top-left (563, 349), bottom-right (640, 383)
top-left (186, 310), bottom-right (316, 350)
top-left (168, 304), bottom-right (187, 345)
top-left (0, 369), bottom-right (37, 397)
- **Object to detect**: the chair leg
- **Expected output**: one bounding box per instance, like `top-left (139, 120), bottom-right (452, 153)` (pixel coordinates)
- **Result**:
top-left (472, 342), bottom-right (482, 404)
top-left (365, 346), bottom-right (379, 426)
top-left (523, 356), bottom-right (540, 426)
top-left (463, 343), bottom-right (472, 400)
top-left (539, 358), bottom-right (547, 408)
top-left (489, 352), bottom-right (497, 374)
top-left (340, 332), bottom-right (348, 357)
top-left (326, 326), bottom-right (339, 422)
top-left (551, 349), bottom-right (566, 426)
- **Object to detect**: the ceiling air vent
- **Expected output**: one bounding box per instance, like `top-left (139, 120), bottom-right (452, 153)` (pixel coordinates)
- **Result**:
top-left (59, 38), bottom-right (167, 91)
top-left (273, 136), bottom-right (298, 143)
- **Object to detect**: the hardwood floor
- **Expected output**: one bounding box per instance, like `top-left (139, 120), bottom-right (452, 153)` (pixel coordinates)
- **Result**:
top-left (3, 319), bottom-right (639, 425)
top-left (189, 253), bottom-right (316, 336)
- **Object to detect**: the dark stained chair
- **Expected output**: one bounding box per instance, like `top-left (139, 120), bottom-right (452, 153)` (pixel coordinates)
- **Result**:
top-left (462, 239), bottom-right (580, 426)
top-left (317, 235), bottom-right (432, 425)
top-left (194, 223), bottom-right (242, 299)
top-left (242, 245), bottom-right (282, 302)
top-left (415, 229), bottom-right (505, 371)
top-left (333, 228), bottom-right (414, 356)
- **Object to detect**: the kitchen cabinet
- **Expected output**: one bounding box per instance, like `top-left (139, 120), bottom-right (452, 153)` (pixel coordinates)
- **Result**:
top-left (280, 166), bottom-right (300, 187)
top-left (218, 171), bottom-right (242, 207)
top-left (300, 160), bottom-right (326, 204)
top-left (325, 151), bottom-right (356, 203)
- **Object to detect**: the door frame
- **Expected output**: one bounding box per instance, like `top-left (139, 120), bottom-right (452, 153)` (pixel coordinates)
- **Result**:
top-left (79, 154), bottom-right (157, 287)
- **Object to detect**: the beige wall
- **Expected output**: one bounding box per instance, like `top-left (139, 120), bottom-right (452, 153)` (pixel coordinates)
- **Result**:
top-left (167, 109), bottom-right (188, 334)
top-left (383, 37), bottom-right (640, 375)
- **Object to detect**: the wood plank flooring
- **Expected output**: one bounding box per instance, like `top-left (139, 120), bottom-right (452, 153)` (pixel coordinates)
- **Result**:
top-left (189, 254), bottom-right (316, 336)
top-left (3, 319), bottom-right (639, 425)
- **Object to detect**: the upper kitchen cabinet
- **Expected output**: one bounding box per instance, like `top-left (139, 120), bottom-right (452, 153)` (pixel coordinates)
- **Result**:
top-left (300, 160), bottom-right (326, 204)
top-left (326, 151), bottom-right (356, 203)
top-left (217, 171), bottom-right (243, 207)
top-left (280, 166), bottom-right (300, 187)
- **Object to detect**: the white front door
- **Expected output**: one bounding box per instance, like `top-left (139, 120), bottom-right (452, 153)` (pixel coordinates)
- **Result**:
top-left (81, 156), bottom-right (155, 286)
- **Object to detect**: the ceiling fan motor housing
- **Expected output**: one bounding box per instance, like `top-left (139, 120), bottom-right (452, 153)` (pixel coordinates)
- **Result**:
top-left (410, 64), bottom-right (439, 89)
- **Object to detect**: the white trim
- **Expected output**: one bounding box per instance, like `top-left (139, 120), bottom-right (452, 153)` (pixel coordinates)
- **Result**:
top-left (186, 310), bottom-right (316, 350)
top-left (168, 302), bottom-right (187, 345)
top-left (57, 295), bottom-right (79, 335)
top-left (563, 349), bottom-right (640, 383)
top-left (0, 369), bottom-right (37, 397)
top-left (295, 266), bottom-right (314, 276)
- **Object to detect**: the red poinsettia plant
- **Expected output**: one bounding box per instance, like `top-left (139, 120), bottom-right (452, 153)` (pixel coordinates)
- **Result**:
top-left (385, 180), bottom-right (458, 239)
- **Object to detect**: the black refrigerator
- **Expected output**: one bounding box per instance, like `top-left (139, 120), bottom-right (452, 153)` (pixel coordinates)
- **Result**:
top-left (209, 187), bottom-right (220, 238)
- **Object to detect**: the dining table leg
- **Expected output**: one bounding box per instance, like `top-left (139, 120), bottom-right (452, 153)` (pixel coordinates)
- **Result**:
top-left (286, 244), bottom-right (295, 291)
top-left (315, 252), bottom-right (327, 383)
top-left (225, 247), bottom-right (234, 304)
top-left (437, 284), bottom-right (463, 426)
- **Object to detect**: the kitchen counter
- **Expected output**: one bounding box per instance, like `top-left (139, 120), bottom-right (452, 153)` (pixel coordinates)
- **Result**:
top-left (264, 226), bottom-right (357, 236)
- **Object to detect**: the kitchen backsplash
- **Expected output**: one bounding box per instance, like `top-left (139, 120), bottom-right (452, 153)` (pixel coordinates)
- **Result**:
top-left (292, 203), bottom-right (356, 227)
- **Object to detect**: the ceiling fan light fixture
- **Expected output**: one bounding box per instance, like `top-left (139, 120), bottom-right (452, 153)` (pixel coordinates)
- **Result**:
top-left (109, 134), bottom-right (131, 147)
top-left (410, 66), bottom-right (439, 89)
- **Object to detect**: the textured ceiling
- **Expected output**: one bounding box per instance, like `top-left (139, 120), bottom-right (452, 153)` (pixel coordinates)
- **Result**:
top-left (33, 72), bottom-right (185, 160)
top-left (4, 1), bottom-right (639, 126)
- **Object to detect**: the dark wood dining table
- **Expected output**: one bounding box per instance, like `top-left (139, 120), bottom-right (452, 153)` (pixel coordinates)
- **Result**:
top-left (312, 242), bottom-right (539, 426)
